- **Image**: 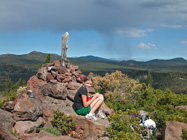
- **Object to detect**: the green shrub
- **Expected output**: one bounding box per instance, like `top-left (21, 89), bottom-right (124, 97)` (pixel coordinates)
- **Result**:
top-left (181, 129), bottom-right (187, 140)
top-left (37, 126), bottom-right (62, 136)
top-left (0, 77), bottom-right (22, 109)
top-left (10, 128), bottom-right (18, 138)
top-left (107, 110), bottom-right (142, 140)
top-left (91, 71), bottom-right (187, 138)
top-left (51, 110), bottom-right (76, 135)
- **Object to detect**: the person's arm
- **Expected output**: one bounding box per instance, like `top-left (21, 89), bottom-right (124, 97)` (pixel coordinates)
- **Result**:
top-left (82, 94), bottom-right (98, 107)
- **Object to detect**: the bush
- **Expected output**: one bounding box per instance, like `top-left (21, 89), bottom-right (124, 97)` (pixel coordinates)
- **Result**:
top-left (51, 110), bottom-right (76, 135)
top-left (0, 77), bottom-right (23, 108)
top-left (181, 129), bottom-right (187, 140)
top-left (37, 126), bottom-right (62, 136)
top-left (91, 71), bottom-right (187, 138)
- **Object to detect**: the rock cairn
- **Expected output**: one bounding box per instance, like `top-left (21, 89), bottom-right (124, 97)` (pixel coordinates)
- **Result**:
top-left (1, 59), bottom-right (114, 140)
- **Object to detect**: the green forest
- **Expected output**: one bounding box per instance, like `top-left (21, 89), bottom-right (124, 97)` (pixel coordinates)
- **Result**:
top-left (0, 52), bottom-right (187, 94)
top-left (0, 52), bottom-right (187, 139)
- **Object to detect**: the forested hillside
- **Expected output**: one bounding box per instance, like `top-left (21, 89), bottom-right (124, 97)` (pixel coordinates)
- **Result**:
top-left (0, 51), bottom-right (187, 94)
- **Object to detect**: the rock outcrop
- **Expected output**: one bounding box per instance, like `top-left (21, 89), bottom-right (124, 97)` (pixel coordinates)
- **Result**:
top-left (162, 121), bottom-right (187, 140)
top-left (0, 59), bottom-right (114, 140)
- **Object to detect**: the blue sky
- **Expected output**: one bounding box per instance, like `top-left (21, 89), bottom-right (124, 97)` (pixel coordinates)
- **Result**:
top-left (0, 0), bottom-right (187, 61)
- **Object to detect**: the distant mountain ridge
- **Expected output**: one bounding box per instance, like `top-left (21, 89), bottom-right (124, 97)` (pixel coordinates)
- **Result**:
top-left (1, 51), bottom-right (187, 66)
top-left (0, 51), bottom-right (187, 94)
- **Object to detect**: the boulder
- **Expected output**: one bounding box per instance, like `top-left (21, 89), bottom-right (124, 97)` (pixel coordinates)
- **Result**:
top-left (53, 60), bottom-right (61, 67)
top-left (3, 100), bottom-right (16, 112)
top-left (76, 74), bottom-right (86, 83)
top-left (0, 109), bottom-right (16, 130)
top-left (69, 65), bottom-right (79, 71)
top-left (65, 72), bottom-right (72, 77)
top-left (45, 63), bottom-right (54, 69)
top-left (100, 102), bottom-right (115, 115)
top-left (67, 90), bottom-right (77, 101)
top-left (162, 121), bottom-right (187, 140)
top-left (56, 74), bottom-right (65, 82)
top-left (12, 93), bottom-right (43, 121)
top-left (27, 76), bottom-right (47, 96)
top-left (74, 115), bottom-right (110, 140)
top-left (51, 66), bottom-right (67, 74)
top-left (41, 96), bottom-right (76, 125)
top-left (36, 67), bottom-right (48, 81)
top-left (46, 73), bottom-right (55, 82)
top-left (63, 77), bottom-right (72, 83)
top-left (42, 83), bottom-right (68, 99)
top-left (67, 82), bottom-right (82, 90)
top-left (176, 105), bottom-right (187, 111)
top-left (14, 117), bottom-right (45, 135)
top-left (0, 126), bottom-right (18, 140)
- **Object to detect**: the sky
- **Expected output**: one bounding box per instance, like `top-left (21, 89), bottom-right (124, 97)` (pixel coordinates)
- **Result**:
top-left (0, 0), bottom-right (187, 61)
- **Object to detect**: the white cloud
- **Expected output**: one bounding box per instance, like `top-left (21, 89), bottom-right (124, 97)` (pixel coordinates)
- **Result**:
top-left (138, 43), bottom-right (156, 49)
top-left (160, 24), bottom-right (182, 29)
top-left (116, 28), bottom-right (154, 38)
top-left (180, 41), bottom-right (187, 44)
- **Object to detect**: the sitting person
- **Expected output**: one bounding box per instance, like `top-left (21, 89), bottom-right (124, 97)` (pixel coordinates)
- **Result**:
top-left (73, 77), bottom-right (106, 121)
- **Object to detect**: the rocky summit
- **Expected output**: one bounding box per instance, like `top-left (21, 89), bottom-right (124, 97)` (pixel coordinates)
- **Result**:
top-left (0, 59), bottom-right (114, 140)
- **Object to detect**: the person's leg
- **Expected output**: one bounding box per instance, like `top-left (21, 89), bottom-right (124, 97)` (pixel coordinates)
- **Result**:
top-left (90, 94), bottom-right (104, 114)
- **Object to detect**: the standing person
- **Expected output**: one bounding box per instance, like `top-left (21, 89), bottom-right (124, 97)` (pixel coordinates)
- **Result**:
top-left (73, 77), bottom-right (106, 121)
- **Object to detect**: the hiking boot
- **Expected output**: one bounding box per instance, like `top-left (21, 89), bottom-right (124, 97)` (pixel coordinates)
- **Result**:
top-left (96, 110), bottom-right (106, 119)
top-left (85, 113), bottom-right (98, 121)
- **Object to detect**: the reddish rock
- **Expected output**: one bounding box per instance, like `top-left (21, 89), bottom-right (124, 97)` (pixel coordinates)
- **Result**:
top-left (67, 82), bottom-right (82, 90)
top-left (56, 74), bottom-right (65, 82)
top-left (12, 94), bottom-right (43, 121)
top-left (69, 65), bottom-right (79, 71)
top-left (46, 73), bottom-right (55, 82)
top-left (14, 117), bottom-right (45, 135)
top-left (76, 74), bottom-right (86, 83)
top-left (36, 67), bottom-right (48, 81)
top-left (49, 79), bottom-right (58, 84)
top-left (27, 76), bottom-right (47, 96)
top-left (65, 72), bottom-right (72, 77)
top-left (75, 70), bottom-right (81, 75)
top-left (100, 102), bottom-right (115, 115)
top-left (40, 96), bottom-right (76, 124)
top-left (42, 83), bottom-right (68, 99)
top-left (63, 77), bottom-right (72, 83)
top-left (0, 109), bottom-right (16, 130)
top-left (53, 60), bottom-right (61, 67)
top-left (3, 101), bottom-right (16, 112)
top-left (0, 125), bottom-right (18, 140)
top-left (45, 63), bottom-right (53, 68)
top-left (74, 115), bottom-right (109, 140)
top-left (162, 121), bottom-right (187, 140)
top-left (70, 68), bottom-right (75, 73)
top-left (51, 66), bottom-right (67, 74)
top-left (51, 70), bottom-right (58, 78)
top-left (67, 90), bottom-right (77, 101)
top-left (72, 71), bottom-right (81, 77)
top-left (71, 75), bottom-right (77, 82)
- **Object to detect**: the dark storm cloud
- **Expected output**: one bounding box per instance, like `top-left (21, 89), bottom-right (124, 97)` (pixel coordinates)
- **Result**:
top-left (0, 0), bottom-right (187, 33)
